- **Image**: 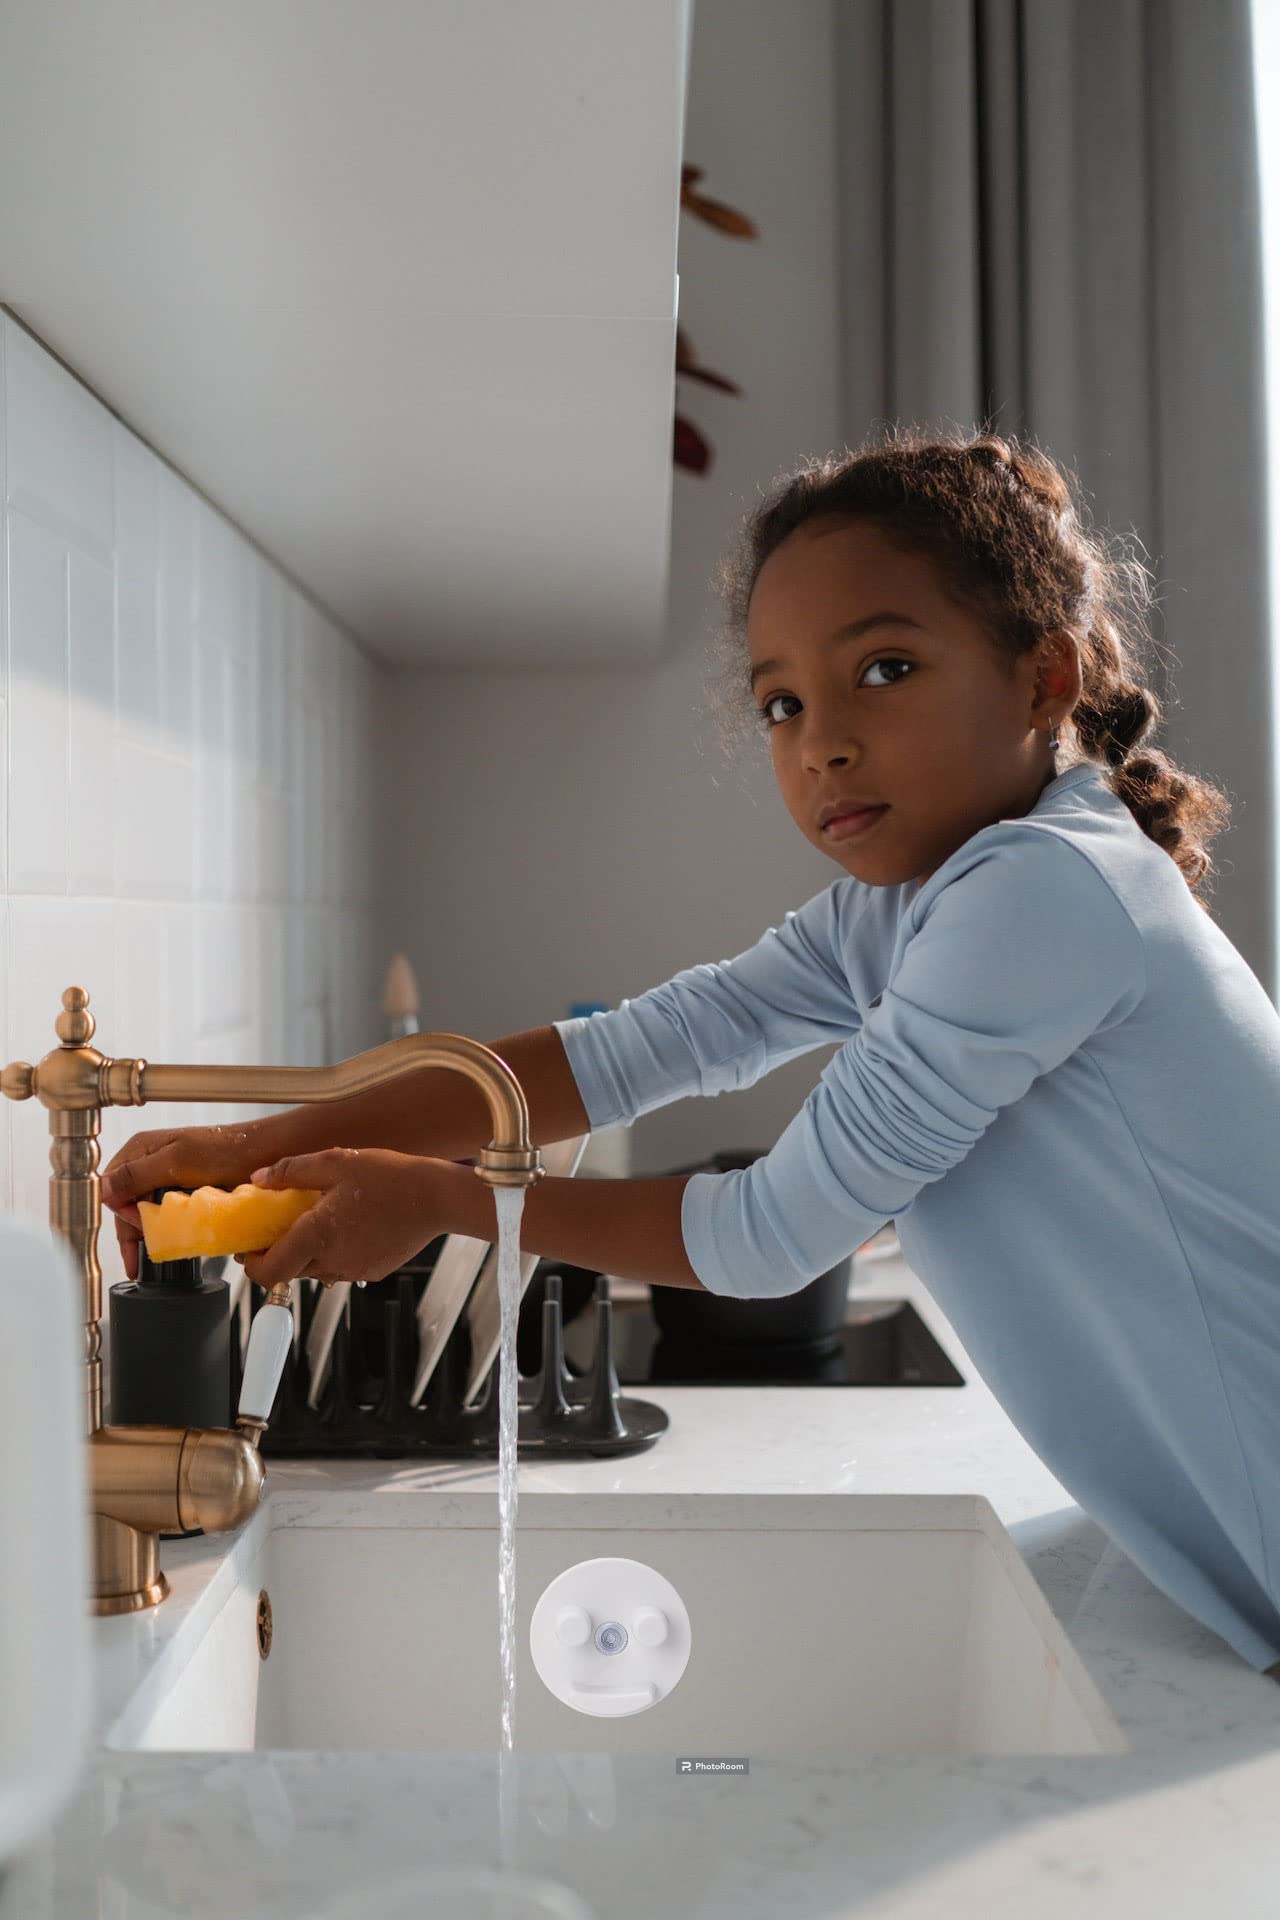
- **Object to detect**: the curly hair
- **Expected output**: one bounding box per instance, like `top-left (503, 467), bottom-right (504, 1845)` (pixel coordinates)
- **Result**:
top-left (704, 423), bottom-right (1232, 908)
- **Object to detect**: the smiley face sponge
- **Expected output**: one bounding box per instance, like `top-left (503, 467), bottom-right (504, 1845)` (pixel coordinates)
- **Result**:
top-left (137, 1184), bottom-right (323, 1263)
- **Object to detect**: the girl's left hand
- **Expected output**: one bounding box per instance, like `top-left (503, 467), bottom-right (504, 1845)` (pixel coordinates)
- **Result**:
top-left (236, 1148), bottom-right (444, 1293)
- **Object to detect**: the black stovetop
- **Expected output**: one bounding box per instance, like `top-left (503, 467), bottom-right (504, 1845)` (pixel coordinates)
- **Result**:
top-left (559, 1294), bottom-right (965, 1389)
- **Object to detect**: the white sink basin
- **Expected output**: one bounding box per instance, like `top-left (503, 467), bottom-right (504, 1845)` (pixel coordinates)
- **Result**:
top-left (105, 1491), bottom-right (1126, 1758)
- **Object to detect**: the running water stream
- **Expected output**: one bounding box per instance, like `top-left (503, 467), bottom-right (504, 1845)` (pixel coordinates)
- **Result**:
top-left (492, 1184), bottom-right (528, 1867)
top-left (493, 1182), bottom-right (527, 1755)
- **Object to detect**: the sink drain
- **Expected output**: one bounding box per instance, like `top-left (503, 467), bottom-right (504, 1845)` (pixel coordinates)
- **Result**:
top-left (256, 1589), bottom-right (273, 1661)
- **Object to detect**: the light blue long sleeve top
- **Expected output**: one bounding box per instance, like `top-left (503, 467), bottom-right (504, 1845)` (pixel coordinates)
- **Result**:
top-left (553, 763), bottom-right (1280, 1671)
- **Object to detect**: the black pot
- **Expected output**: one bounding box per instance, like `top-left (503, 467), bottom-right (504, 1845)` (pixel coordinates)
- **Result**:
top-left (649, 1149), bottom-right (852, 1349)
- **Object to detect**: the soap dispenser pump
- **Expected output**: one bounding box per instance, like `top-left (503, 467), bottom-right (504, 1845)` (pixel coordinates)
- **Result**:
top-left (108, 1189), bottom-right (230, 1431)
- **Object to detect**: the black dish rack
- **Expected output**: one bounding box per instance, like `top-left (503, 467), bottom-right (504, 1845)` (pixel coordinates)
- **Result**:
top-left (228, 1249), bottom-right (667, 1460)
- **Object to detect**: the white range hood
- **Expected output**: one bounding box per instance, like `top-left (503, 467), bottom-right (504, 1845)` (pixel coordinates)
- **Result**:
top-left (0, 0), bottom-right (692, 667)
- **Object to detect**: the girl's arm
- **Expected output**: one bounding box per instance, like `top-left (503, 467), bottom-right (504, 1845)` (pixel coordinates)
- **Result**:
top-left (239, 1152), bottom-right (708, 1295)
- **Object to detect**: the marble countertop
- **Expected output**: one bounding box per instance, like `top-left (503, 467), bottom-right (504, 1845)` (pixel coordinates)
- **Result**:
top-left (5, 1251), bottom-right (1280, 1919)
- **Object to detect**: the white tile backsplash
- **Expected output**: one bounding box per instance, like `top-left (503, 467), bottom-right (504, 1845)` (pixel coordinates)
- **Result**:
top-left (0, 314), bottom-right (381, 1260)
top-left (115, 741), bottom-right (195, 901)
top-left (5, 320), bottom-right (114, 562)
top-left (113, 422), bottom-right (161, 741)
top-left (67, 547), bottom-right (116, 895)
top-left (192, 635), bottom-right (231, 901)
top-left (7, 509), bottom-right (69, 894)
top-left (156, 464), bottom-right (196, 735)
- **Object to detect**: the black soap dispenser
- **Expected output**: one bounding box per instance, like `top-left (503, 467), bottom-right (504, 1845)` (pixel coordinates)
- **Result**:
top-left (108, 1189), bottom-right (231, 1430)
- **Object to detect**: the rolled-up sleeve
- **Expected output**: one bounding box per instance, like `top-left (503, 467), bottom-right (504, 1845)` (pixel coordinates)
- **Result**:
top-left (681, 831), bottom-right (1147, 1296)
top-left (552, 880), bottom-right (864, 1129)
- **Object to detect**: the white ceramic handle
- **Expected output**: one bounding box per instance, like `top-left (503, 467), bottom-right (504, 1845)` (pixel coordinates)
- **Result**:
top-left (238, 1303), bottom-right (294, 1424)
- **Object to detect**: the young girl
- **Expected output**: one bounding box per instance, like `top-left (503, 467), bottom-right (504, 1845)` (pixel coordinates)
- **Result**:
top-left (102, 427), bottom-right (1280, 1682)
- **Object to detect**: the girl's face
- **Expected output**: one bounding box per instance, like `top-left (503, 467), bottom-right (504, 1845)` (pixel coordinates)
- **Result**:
top-left (746, 518), bottom-right (1081, 887)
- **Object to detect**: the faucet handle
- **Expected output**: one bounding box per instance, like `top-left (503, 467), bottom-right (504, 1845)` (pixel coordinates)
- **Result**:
top-left (1, 1061), bottom-right (34, 1100)
top-left (236, 1282), bottom-right (294, 1442)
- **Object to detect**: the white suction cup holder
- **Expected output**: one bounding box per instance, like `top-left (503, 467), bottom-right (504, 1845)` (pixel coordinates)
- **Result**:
top-left (529, 1558), bottom-right (691, 1718)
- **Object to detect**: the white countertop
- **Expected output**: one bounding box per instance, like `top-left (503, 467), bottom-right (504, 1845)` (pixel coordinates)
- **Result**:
top-left (5, 1252), bottom-right (1280, 1919)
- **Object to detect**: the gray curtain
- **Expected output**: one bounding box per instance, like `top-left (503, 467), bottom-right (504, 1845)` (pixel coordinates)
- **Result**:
top-left (835, 0), bottom-right (1274, 999)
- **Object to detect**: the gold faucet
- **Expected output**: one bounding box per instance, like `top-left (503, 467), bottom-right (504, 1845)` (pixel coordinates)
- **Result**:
top-left (2, 986), bottom-right (545, 1617)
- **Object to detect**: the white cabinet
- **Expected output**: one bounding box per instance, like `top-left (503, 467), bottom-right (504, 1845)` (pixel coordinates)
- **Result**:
top-left (0, 1), bottom-right (694, 667)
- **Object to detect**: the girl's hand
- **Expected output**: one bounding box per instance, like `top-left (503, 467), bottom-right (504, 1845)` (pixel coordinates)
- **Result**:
top-left (237, 1148), bottom-right (444, 1293)
top-left (101, 1116), bottom-right (282, 1280)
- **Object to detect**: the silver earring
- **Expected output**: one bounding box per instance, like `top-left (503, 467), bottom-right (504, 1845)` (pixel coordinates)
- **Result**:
top-left (1049, 722), bottom-right (1060, 753)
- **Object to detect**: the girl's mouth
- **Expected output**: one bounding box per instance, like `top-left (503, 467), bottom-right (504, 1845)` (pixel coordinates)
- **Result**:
top-left (822, 804), bottom-right (890, 842)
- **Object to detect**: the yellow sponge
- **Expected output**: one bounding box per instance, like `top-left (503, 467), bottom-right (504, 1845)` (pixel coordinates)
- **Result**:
top-left (137, 1184), bottom-right (323, 1263)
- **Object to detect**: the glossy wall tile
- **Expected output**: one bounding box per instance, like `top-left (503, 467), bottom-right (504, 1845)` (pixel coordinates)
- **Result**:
top-left (0, 314), bottom-right (382, 1255)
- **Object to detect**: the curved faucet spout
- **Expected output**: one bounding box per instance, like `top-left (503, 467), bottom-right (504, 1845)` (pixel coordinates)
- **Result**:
top-left (138, 1030), bottom-right (542, 1184)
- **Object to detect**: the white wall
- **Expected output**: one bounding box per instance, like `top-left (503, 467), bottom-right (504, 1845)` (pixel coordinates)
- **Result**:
top-left (0, 313), bottom-right (383, 1257)
top-left (373, 0), bottom-right (847, 1174)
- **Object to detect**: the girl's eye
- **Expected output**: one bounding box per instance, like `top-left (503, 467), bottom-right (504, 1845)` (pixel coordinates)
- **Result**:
top-left (756, 656), bottom-right (913, 728)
